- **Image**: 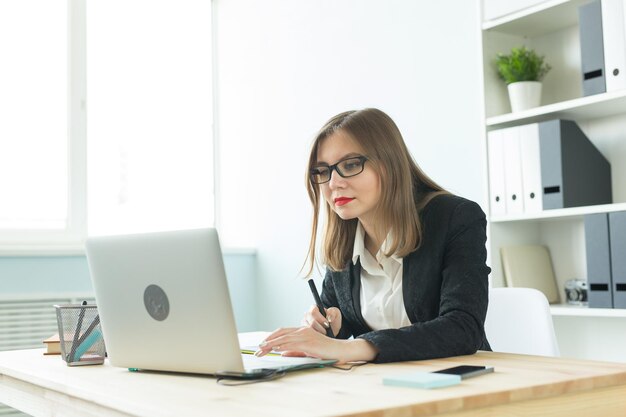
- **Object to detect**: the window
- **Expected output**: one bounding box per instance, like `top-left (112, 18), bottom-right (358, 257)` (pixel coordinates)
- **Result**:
top-left (87, 0), bottom-right (214, 236)
top-left (0, 0), bottom-right (85, 251)
top-left (0, 0), bottom-right (214, 253)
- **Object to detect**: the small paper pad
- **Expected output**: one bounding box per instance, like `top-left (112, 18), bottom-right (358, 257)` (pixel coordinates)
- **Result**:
top-left (383, 372), bottom-right (461, 389)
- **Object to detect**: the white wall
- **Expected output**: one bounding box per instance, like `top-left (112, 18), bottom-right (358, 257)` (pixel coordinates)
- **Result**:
top-left (214, 0), bottom-right (486, 330)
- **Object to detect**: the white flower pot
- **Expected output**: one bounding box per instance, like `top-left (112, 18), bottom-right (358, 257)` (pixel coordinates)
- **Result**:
top-left (507, 81), bottom-right (542, 112)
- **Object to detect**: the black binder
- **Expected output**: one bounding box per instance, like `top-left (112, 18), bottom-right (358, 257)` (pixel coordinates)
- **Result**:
top-left (609, 211), bottom-right (626, 308)
top-left (539, 119), bottom-right (612, 210)
top-left (584, 213), bottom-right (613, 308)
top-left (579, 0), bottom-right (607, 96)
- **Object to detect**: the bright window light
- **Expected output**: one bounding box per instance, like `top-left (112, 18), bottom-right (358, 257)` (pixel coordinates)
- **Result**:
top-left (87, 0), bottom-right (214, 236)
top-left (0, 1), bottom-right (68, 230)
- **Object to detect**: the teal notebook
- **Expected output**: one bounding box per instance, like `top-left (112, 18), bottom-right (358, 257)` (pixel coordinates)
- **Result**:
top-left (383, 372), bottom-right (461, 389)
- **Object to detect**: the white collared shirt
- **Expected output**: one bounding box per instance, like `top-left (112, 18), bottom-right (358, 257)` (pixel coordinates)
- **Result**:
top-left (352, 222), bottom-right (411, 331)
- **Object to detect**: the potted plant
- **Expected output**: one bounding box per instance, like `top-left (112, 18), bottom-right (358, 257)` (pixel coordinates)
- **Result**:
top-left (495, 46), bottom-right (551, 112)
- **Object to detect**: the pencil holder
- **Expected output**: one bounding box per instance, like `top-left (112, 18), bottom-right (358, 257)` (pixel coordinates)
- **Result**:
top-left (54, 303), bottom-right (106, 366)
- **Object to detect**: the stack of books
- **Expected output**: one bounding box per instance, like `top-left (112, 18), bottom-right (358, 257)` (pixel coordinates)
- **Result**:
top-left (43, 334), bottom-right (60, 355)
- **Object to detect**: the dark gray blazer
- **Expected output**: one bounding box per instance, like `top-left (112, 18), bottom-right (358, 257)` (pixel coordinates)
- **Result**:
top-left (321, 194), bottom-right (491, 363)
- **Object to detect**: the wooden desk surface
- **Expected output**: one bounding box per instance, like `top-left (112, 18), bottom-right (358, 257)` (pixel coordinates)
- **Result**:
top-left (1, 349), bottom-right (626, 417)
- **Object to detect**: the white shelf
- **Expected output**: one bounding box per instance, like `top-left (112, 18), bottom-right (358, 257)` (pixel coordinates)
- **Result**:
top-left (490, 202), bottom-right (626, 223)
top-left (482, 0), bottom-right (626, 362)
top-left (486, 89), bottom-right (626, 129)
top-left (550, 304), bottom-right (626, 318)
top-left (483, 0), bottom-right (587, 37)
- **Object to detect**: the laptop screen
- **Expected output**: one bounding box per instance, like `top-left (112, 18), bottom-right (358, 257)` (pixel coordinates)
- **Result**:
top-left (86, 228), bottom-right (245, 374)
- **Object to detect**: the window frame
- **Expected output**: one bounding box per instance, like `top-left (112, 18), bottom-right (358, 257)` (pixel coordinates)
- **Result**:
top-left (0, 0), bottom-right (87, 256)
top-left (0, 0), bottom-right (219, 256)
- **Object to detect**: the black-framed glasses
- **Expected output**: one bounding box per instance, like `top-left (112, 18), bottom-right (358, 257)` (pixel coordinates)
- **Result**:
top-left (309, 156), bottom-right (368, 184)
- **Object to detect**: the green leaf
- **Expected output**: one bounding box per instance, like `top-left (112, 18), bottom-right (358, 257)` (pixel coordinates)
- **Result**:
top-left (494, 46), bottom-right (552, 85)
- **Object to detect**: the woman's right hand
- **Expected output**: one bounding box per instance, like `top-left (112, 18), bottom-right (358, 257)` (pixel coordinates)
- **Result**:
top-left (303, 305), bottom-right (342, 337)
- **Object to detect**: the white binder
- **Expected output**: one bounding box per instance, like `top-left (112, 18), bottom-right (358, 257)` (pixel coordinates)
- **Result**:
top-left (487, 129), bottom-right (507, 216)
top-left (503, 126), bottom-right (525, 215)
top-left (519, 123), bottom-right (543, 213)
top-left (602, 0), bottom-right (626, 92)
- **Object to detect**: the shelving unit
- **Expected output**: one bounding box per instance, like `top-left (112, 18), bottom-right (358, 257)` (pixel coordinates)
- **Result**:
top-left (486, 88), bottom-right (626, 128)
top-left (483, 0), bottom-right (588, 36)
top-left (550, 304), bottom-right (626, 317)
top-left (481, 0), bottom-right (626, 362)
top-left (490, 202), bottom-right (626, 223)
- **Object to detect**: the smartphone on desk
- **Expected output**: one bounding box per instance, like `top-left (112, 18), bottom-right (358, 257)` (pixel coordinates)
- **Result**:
top-left (432, 365), bottom-right (494, 380)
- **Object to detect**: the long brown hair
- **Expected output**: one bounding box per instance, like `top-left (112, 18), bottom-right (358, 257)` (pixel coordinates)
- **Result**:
top-left (304, 108), bottom-right (448, 276)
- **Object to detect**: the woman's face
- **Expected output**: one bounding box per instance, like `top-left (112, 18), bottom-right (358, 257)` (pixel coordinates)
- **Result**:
top-left (315, 130), bottom-right (381, 227)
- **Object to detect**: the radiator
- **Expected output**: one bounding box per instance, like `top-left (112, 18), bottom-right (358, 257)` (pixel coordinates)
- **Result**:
top-left (0, 292), bottom-right (95, 417)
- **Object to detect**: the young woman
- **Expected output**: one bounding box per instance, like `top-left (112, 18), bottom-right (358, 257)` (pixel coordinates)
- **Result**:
top-left (255, 108), bottom-right (491, 363)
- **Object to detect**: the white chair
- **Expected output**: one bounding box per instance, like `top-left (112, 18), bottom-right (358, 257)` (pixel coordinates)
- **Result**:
top-left (485, 287), bottom-right (560, 357)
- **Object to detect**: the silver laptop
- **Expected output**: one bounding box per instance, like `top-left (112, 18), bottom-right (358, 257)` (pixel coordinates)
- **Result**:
top-left (85, 228), bottom-right (334, 376)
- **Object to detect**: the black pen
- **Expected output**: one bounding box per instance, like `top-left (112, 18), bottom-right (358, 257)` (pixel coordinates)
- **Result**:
top-left (308, 279), bottom-right (334, 338)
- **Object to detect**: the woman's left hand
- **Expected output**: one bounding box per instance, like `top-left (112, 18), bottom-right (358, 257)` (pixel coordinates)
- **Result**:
top-left (255, 326), bottom-right (378, 364)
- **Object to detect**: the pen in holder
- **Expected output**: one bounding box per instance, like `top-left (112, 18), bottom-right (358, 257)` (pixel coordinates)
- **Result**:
top-left (54, 303), bottom-right (106, 366)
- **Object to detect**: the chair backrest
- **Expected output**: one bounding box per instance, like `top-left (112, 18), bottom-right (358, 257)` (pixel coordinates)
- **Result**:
top-left (485, 287), bottom-right (560, 357)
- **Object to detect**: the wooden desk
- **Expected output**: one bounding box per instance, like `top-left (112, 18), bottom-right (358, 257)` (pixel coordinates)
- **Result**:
top-left (1, 349), bottom-right (625, 417)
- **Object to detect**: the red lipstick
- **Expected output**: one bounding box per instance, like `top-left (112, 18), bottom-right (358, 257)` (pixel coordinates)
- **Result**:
top-left (334, 197), bottom-right (354, 206)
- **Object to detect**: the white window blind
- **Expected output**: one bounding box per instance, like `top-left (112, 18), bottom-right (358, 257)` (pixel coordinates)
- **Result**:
top-left (87, 0), bottom-right (215, 236)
